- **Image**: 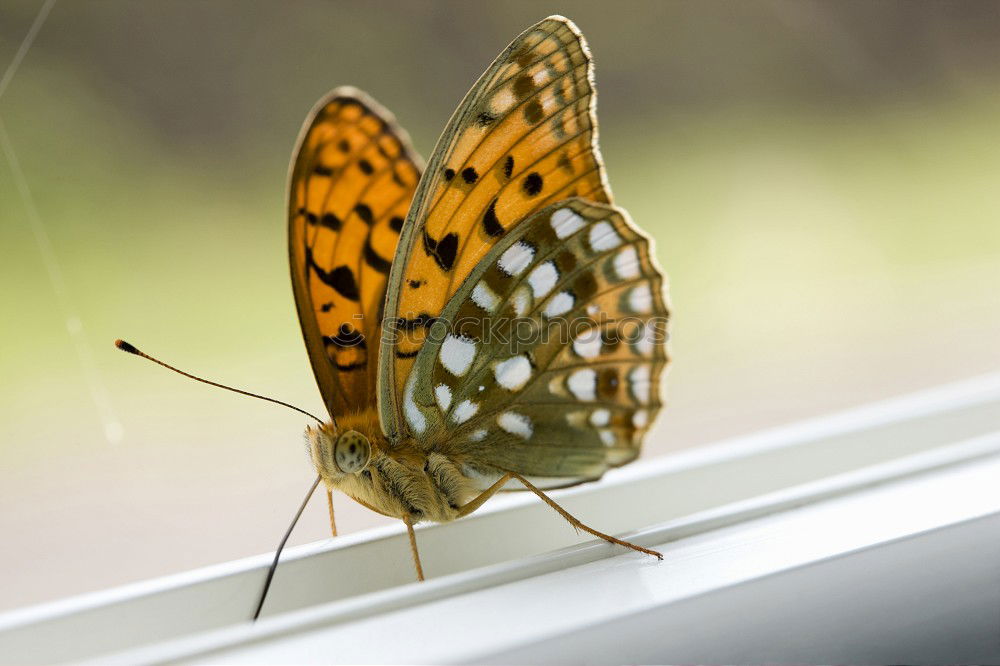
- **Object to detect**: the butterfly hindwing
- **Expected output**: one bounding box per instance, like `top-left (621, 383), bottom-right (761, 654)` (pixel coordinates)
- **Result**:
top-left (379, 16), bottom-right (611, 437)
top-left (403, 200), bottom-right (670, 486)
top-left (289, 88), bottom-right (423, 418)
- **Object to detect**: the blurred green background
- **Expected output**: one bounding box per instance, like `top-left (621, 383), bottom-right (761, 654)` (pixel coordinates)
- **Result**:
top-left (2, 1), bottom-right (999, 611)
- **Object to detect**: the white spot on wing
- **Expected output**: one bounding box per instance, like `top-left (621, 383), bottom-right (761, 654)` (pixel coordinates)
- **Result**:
top-left (434, 384), bottom-right (452, 411)
top-left (499, 241), bottom-right (534, 276)
top-left (600, 430), bottom-right (617, 446)
top-left (567, 368), bottom-right (597, 401)
top-left (590, 409), bottom-right (610, 427)
top-left (494, 355), bottom-right (532, 391)
top-left (512, 286), bottom-right (531, 317)
top-left (550, 207), bottom-right (586, 239)
top-left (544, 291), bottom-right (574, 317)
top-left (628, 284), bottom-right (653, 314)
top-left (498, 411), bottom-right (533, 439)
top-left (452, 399), bottom-right (479, 424)
top-left (528, 261), bottom-right (558, 299)
top-left (403, 373), bottom-right (425, 434)
top-left (471, 282), bottom-right (500, 312)
top-left (589, 220), bottom-right (622, 251)
top-left (572, 327), bottom-right (602, 358)
top-left (440, 334), bottom-right (477, 376)
top-left (614, 246), bottom-right (641, 279)
top-left (635, 323), bottom-right (656, 356)
top-left (633, 409), bottom-right (649, 428)
top-left (492, 88), bottom-right (516, 114)
top-left (468, 428), bottom-right (488, 442)
top-left (629, 365), bottom-right (652, 403)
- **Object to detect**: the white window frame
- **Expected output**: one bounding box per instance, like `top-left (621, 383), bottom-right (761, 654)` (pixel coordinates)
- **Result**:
top-left (2, 372), bottom-right (999, 664)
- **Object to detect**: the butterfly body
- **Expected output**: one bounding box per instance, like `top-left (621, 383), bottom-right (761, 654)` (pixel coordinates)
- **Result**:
top-left (307, 411), bottom-right (484, 523)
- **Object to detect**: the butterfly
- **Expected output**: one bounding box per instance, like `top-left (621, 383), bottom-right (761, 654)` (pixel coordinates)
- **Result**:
top-left (117, 14), bottom-right (670, 620)
top-left (288, 13), bottom-right (669, 577)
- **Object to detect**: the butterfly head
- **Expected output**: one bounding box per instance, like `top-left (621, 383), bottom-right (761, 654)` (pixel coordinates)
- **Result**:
top-left (307, 423), bottom-right (372, 481)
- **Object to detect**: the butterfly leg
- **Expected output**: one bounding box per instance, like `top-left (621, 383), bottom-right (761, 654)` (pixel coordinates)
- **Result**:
top-left (455, 473), bottom-right (513, 518)
top-left (326, 488), bottom-right (338, 537)
top-left (399, 476), bottom-right (513, 584)
top-left (402, 514), bottom-right (425, 581)
top-left (508, 472), bottom-right (663, 560)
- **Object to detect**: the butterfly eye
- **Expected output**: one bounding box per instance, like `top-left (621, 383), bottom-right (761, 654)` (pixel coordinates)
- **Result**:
top-left (333, 430), bottom-right (371, 474)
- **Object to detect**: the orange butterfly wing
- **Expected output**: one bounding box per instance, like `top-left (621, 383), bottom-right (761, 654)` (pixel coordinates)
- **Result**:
top-left (379, 16), bottom-right (611, 437)
top-left (289, 88), bottom-right (423, 418)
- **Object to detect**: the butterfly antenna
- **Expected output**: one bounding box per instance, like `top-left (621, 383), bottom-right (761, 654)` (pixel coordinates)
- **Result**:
top-left (253, 474), bottom-right (321, 621)
top-left (113, 339), bottom-right (325, 425)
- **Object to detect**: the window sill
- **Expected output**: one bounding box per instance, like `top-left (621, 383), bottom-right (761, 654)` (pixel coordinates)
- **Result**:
top-left (2, 373), bottom-right (999, 664)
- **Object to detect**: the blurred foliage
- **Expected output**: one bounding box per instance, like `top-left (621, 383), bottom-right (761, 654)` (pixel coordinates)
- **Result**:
top-left (1, 1), bottom-right (999, 611)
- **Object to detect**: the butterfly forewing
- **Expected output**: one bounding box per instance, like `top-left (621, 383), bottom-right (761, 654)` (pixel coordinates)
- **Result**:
top-left (289, 88), bottom-right (423, 418)
top-left (403, 199), bottom-right (669, 486)
top-left (379, 16), bottom-right (611, 437)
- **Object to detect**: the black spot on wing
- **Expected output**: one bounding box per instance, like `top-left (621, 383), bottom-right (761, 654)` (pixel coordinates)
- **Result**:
top-left (314, 164), bottom-right (334, 177)
top-left (338, 139), bottom-right (350, 152)
top-left (319, 212), bottom-right (342, 231)
top-left (301, 208), bottom-right (319, 225)
top-left (511, 45), bottom-right (534, 68)
top-left (482, 198), bottom-right (504, 237)
top-left (436, 234), bottom-right (459, 272)
top-left (462, 167), bottom-right (478, 184)
top-left (364, 235), bottom-right (392, 274)
top-left (523, 172), bottom-right (543, 196)
top-left (574, 271), bottom-right (598, 302)
top-left (597, 367), bottom-right (619, 400)
top-left (524, 99), bottom-right (544, 124)
top-left (327, 266), bottom-right (360, 300)
top-left (422, 231), bottom-right (459, 271)
top-left (556, 249), bottom-right (578, 274)
top-left (354, 203), bottom-right (374, 225)
top-left (443, 168), bottom-right (455, 182)
top-left (514, 74), bottom-right (534, 99)
top-left (503, 155), bottom-right (514, 178)
top-left (476, 111), bottom-right (497, 126)
top-left (306, 248), bottom-right (360, 300)
top-left (358, 159), bottom-right (374, 175)
top-left (389, 216), bottom-right (404, 232)
top-left (557, 151), bottom-right (574, 173)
